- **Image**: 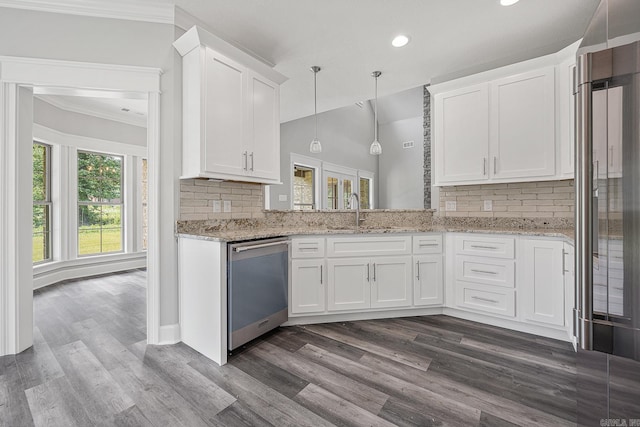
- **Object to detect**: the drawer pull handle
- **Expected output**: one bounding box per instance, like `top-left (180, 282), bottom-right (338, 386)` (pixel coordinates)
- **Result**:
top-left (298, 247), bottom-right (317, 251)
top-left (419, 243), bottom-right (439, 247)
top-left (472, 296), bottom-right (500, 304)
top-left (613, 286), bottom-right (623, 291)
top-left (470, 245), bottom-right (498, 250)
top-left (470, 269), bottom-right (497, 275)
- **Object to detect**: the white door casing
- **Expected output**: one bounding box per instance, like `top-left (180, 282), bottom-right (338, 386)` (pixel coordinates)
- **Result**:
top-left (0, 56), bottom-right (162, 355)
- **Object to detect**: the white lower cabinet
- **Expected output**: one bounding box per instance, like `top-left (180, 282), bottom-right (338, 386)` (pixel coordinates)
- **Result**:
top-left (327, 256), bottom-right (412, 311)
top-left (290, 259), bottom-right (325, 314)
top-left (413, 255), bottom-right (444, 306)
top-left (520, 239), bottom-right (565, 327)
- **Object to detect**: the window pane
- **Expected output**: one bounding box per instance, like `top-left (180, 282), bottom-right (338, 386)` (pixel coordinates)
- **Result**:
top-left (360, 178), bottom-right (371, 209)
top-left (78, 204), bottom-right (122, 255)
top-left (78, 152), bottom-right (122, 202)
top-left (293, 165), bottom-right (314, 210)
top-left (33, 204), bottom-right (50, 263)
top-left (343, 179), bottom-right (353, 209)
top-left (33, 144), bottom-right (47, 201)
top-left (327, 177), bottom-right (338, 210)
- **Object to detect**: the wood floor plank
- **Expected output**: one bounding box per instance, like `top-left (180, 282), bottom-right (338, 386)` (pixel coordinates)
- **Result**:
top-left (214, 401), bottom-right (274, 427)
top-left (297, 344), bottom-right (483, 426)
top-left (188, 358), bottom-right (337, 427)
top-left (52, 340), bottom-right (135, 424)
top-left (302, 323), bottom-right (431, 371)
top-left (110, 405), bottom-right (155, 427)
top-left (249, 341), bottom-right (389, 414)
top-left (0, 355), bottom-right (35, 427)
top-left (24, 376), bottom-right (93, 427)
top-left (229, 352), bottom-right (309, 399)
top-left (294, 384), bottom-right (395, 427)
top-left (15, 327), bottom-right (65, 390)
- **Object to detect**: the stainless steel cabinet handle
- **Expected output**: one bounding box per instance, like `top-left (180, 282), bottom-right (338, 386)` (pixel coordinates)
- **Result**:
top-left (493, 156), bottom-right (497, 174)
top-left (562, 250), bottom-right (569, 274)
top-left (234, 241), bottom-right (289, 252)
top-left (472, 296), bottom-right (499, 304)
top-left (416, 261), bottom-right (420, 280)
top-left (470, 269), bottom-right (497, 275)
top-left (320, 265), bottom-right (323, 284)
top-left (609, 146), bottom-right (613, 167)
top-left (366, 263), bottom-right (370, 282)
top-left (483, 158), bottom-right (487, 175)
top-left (243, 151), bottom-right (248, 171)
top-left (613, 286), bottom-right (623, 291)
top-left (250, 152), bottom-right (254, 171)
top-left (470, 245), bottom-right (497, 250)
top-left (372, 263), bottom-right (376, 281)
top-left (419, 243), bottom-right (439, 247)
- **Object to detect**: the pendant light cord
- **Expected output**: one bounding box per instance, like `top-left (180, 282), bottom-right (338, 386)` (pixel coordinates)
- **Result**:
top-left (314, 70), bottom-right (318, 140)
top-left (374, 74), bottom-right (378, 141)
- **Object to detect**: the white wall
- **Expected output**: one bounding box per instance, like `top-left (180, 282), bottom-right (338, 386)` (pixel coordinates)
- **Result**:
top-left (270, 103), bottom-right (378, 210)
top-left (379, 116), bottom-right (424, 209)
top-left (0, 7), bottom-right (180, 326)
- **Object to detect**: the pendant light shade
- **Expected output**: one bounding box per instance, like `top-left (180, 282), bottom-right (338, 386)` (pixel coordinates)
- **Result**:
top-left (309, 66), bottom-right (322, 154)
top-left (370, 71), bottom-right (382, 155)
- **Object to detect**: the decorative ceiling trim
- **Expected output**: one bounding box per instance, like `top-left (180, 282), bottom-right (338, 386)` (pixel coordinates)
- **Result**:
top-left (35, 95), bottom-right (147, 128)
top-left (0, 0), bottom-right (174, 24)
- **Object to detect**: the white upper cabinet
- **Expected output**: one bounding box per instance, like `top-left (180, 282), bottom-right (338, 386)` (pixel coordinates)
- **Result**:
top-left (489, 67), bottom-right (556, 180)
top-left (434, 84), bottom-right (489, 184)
top-left (174, 26), bottom-right (287, 184)
top-left (430, 43), bottom-right (579, 186)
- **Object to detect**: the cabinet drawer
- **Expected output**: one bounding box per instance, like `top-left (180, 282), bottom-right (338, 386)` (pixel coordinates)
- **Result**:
top-left (327, 236), bottom-right (411, 258)
top-left (291, 238), bottom-right (325, 258)
top-left (455, 256), bottom-right (515, 288)
top-left (455, 235), bottom-right (515, 259)
top-left (413, 234), bottom-right (443, 254)
top-left (455, 282), bottom-right (515, 317)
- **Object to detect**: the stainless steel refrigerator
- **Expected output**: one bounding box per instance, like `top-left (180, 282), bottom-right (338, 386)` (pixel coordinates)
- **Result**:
top-left (575, 0), bottom-right (640, 424)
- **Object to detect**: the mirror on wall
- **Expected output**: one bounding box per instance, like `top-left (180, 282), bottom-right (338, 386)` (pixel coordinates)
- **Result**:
top-left (267, 85), bottom-right (428, 210)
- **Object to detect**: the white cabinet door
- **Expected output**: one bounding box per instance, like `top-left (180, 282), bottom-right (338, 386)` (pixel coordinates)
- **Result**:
top-left (291, 259), bottom-right (325, 315)
top-left (414, 255), bottom-right (443, 306)
top-left (327, 258), bottom-right (370, 311)
top-left (203, 48), bottom-right (246, 176)
top-left (521, 239), bottom-right (564, 326)
top-left (558, 61), bottom-right (575, 177)
top-left (370, 256), bottom-right (412, 309)
top-left (434, 84), bottom-right (489, 184)
top-left (247, 71), bottom-right (280, 181)
top-left (489, 67), bottom-right (556, 180)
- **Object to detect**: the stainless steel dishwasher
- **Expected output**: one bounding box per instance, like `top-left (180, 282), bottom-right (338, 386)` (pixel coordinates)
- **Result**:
top-left (227, 237), bottom-right (289, 352)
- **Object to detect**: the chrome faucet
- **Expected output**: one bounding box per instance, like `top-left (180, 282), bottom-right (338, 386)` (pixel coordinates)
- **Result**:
top-left (349, 192), bottom-right (360, 230)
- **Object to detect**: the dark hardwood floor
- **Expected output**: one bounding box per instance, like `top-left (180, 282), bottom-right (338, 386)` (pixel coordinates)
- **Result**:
top-left (1, 270), bottom-right (577, 426)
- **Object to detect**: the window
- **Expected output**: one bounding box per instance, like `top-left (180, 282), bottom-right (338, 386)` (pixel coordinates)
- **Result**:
top-left (33, 142), bottom-right (52, 264)
top-left (77, 151), bottom-right (123, 256)
top-left (359, 177), bottom-right (373, 209)
top-left (141, 158), bottom-right (148, 250)
top-left (293, 164), bottom-right (315, 210)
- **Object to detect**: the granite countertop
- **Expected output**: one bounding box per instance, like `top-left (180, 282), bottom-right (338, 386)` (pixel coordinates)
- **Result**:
top-left (177, 225), bottom-right (574, 242)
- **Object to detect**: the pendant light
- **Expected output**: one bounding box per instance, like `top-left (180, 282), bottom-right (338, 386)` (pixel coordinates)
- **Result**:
top-left (309, 66), bottom-right (322, 154)
top-left (370, 71), bottom-right (382, 155)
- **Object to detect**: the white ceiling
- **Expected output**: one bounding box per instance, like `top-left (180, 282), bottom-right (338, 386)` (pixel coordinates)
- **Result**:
top-left (172, 0), bottom-right (600, 123)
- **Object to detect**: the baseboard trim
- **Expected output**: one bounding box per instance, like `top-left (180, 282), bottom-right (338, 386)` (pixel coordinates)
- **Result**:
top-left (33, 253), bottom-right (146, 289)
top-left (284, 307), bottom-right (445, 326)
top-left (159, 323), bottom-right (181, 345)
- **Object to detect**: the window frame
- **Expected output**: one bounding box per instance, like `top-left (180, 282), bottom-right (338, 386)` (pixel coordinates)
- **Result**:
top-left (33, 142), bottom-right (52, 265)
top-left (289, 153), bottom-right (321, 211)
top-left (358, 170), bottom-right (375, 209)
top-left (76, 150), bottom-right (125, 257)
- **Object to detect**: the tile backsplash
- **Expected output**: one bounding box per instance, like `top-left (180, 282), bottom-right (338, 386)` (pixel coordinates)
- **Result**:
top-left (180, 179), bottom-right (264, 220)
top-left (438, 179), bottom-right (575, 218)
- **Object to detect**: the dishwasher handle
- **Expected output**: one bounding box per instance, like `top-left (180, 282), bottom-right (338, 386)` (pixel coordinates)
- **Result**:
top-left (233, 240), bottom-right (289, 252)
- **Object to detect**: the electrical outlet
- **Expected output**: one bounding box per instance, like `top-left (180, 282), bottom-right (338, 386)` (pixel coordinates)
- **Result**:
top-left (223, 200), bottom-right (232, 212)
top-left (445, 201), bottom-right (457, 211)
top-left (213, 200), bottom-right (221, 213)
top-left (484, 200), bottom-right (493, 211)
top-left (278, 194), bottom-right (288, 202)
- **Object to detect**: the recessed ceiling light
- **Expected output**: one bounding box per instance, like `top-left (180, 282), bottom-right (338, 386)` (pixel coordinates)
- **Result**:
top-left (391, 35), bottom-right (409, 48)
top-left (500, 0), bottom-right (520, 5)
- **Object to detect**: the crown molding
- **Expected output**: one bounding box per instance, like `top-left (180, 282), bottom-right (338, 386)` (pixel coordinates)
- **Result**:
top-left (0, 0), bottom-right (174, 24)
top-left (36, 95), bottom-right (147, 128)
